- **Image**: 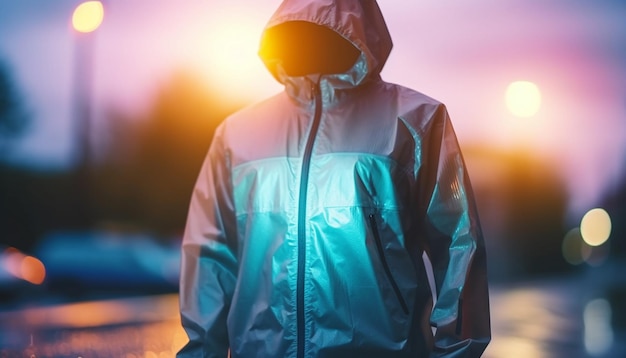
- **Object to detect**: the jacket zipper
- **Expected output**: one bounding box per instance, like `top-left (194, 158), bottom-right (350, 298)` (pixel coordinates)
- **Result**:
top-left (297, 81), bottom-right (322, 358)
top-left (368, 213), bottom-right (409, 315)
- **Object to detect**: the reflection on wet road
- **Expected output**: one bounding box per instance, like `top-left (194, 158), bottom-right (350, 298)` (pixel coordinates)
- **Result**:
top-left (486, 281), bottom-right (584, 357)
top-left (1, 271), bottom-right (624, 357)
top-left (0, 295), bottom-right (188, 357)
top-left (485, 266), bottom-right (626, 358)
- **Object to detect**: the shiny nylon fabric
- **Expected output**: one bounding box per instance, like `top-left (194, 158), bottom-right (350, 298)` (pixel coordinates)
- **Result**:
top-left (178, 0), bottom-right (490, 357)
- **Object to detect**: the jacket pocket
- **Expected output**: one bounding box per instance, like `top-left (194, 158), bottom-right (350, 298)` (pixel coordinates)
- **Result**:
top-left (368, 213), bottom-right (409, 315)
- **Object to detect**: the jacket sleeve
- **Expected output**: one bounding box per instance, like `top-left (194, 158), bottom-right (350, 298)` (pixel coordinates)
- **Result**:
top-left (178, 125), bottom-right (238, 358)
top-left (417, 105), bottom-right (491, 357)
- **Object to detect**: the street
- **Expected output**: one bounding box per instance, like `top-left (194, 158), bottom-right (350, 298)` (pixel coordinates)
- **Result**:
top-left (1, 265), bottom-right (625, 358)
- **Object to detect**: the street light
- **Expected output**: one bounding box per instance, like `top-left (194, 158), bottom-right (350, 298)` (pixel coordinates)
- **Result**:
top-left (72, 0), bottom-right (103, 168)
top-left (72, 1), bottom-right (104, 34)
top-left (71, 1), bottom-right (104, 227)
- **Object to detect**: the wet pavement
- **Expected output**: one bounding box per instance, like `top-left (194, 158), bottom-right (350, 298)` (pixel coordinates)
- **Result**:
top-left (1, 264), bottom-right (625, 357)
top-left (484, 261), bottom-right (626, 358)
top-left (0, 295), bottom-right (188, 357)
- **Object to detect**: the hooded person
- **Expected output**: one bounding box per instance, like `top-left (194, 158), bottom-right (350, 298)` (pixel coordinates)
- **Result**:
top-left (178, 0), bottom-right (491, 357)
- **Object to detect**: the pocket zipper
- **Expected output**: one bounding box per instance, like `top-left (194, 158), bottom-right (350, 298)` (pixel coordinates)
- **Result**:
top-left (368, 213), bottom-right (409, 315)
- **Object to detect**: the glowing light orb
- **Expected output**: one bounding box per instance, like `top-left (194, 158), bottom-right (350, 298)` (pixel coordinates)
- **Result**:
top-left (562, 228), bottom-right (584, 265)
top-left (505, 81), bottom-right (542, 117)
top-left (72, 1), bottom-right (104, 33)
top-left (580, 208), bottom-right (612, 246)
top-left (20, 256), bottom-right (46, 285)
top-left (584, 298), bottom-right (614, 355)
top-left (206, 18), bottom-right (263, 84)
top-left (2, 247), bottom-right (46, 285)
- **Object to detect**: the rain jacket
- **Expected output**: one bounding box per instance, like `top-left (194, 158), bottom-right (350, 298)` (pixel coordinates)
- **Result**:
top-left (179, 0), bottom-right (490, 357)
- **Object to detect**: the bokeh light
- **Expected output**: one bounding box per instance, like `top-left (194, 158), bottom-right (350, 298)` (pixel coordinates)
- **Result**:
top-left (562, 228), bottom-right (585, 265)
top-left (505, 81), bottom-right (542, 118)
top-left (72, 1), bottom-right (104, 33)
top-left (201, 9), bottom-right (274, 101)
top-left (20, 255), bottom-right (46, 285)
top-left (561, 223), bottom-right (612, 267)
top-left (582, 241), bottom-right (611, 267)
top-left (580, 208), bottom-right (612, 247)
top-left (2, 247), bottom-right (46, 285)
top-left (584, 298), bottom-right (614, 356)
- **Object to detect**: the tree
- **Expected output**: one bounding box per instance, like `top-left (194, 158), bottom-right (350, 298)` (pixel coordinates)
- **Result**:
top-left (463, 147), bottom-right (570, 280)
top-left (0, 58), bottom-right (29, 157)
top-left (92, 70), bottom-right (243, 239)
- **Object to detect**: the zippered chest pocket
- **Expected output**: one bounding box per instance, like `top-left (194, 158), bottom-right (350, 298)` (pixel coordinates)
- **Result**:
top-left (368, 213), bottom-right (410, 314)
top-left (366, 211), bottom-right (417, 317)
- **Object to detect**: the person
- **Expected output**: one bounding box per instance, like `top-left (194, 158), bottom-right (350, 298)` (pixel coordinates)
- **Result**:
top-left (178, 0), bottom-right (491, 357)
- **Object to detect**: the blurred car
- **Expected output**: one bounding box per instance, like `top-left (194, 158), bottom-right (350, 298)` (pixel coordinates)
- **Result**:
top-left (32, 231), bottom-right (180, 299)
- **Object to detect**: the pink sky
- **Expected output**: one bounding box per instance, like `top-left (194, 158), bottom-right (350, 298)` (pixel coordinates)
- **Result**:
top-left (0, 0), bottom-right (625, 217)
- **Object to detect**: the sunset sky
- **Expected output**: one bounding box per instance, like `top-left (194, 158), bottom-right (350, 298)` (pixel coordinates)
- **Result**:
top-left (1, 0), bottom-right (625, 218)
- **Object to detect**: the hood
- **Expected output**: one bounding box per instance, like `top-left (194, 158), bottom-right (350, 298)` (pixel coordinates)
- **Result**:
top-left (259, 0), bottom-right (392, 90)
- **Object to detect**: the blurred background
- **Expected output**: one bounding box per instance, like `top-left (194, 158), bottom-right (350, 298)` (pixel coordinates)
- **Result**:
top-left (0, 0), bottom-right (624, 357)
